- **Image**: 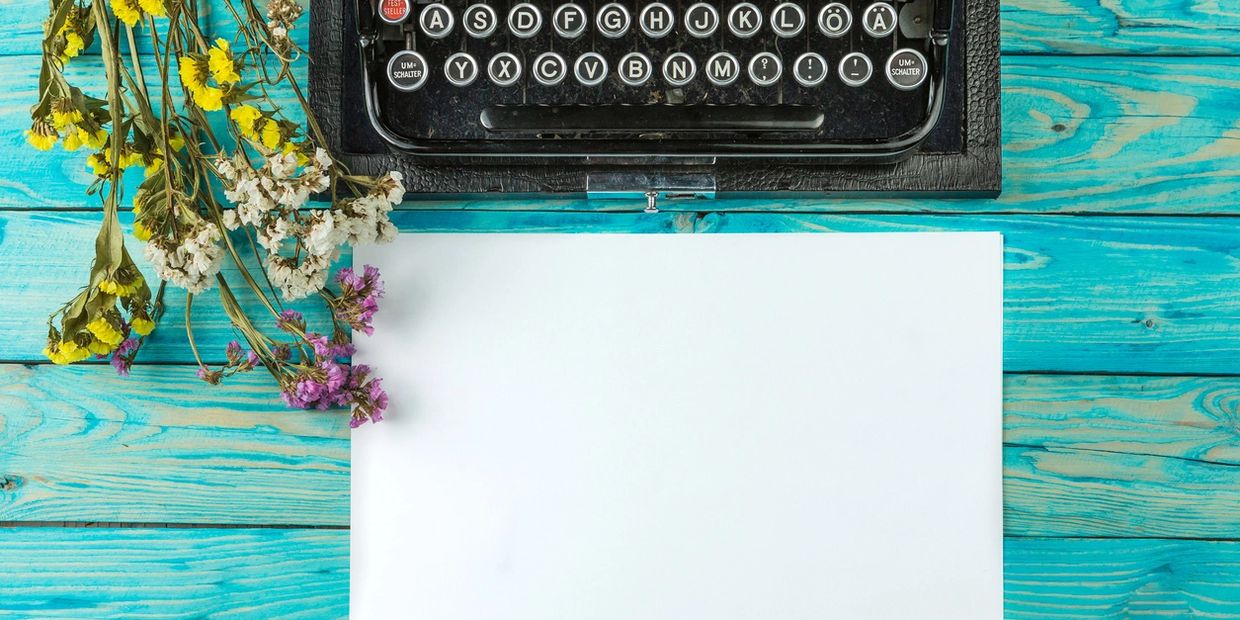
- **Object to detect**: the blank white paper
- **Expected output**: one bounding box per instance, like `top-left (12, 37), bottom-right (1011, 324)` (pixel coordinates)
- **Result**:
top-left (353, 232), bottom-right (1003, 619)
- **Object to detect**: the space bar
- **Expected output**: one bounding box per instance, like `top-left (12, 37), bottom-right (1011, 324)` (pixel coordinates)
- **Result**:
top-left (479, 104), bottom-right (824, 132)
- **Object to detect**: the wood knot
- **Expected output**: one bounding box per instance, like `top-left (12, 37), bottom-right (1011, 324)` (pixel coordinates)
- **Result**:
top-left (1051, 123), bottom-right (1067, 133)
top-left (0, 475), bottom-right (21, 491)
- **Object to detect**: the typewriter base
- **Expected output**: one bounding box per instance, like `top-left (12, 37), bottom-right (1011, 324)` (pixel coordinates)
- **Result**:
top-left (310, 0), bottom-right (1000, 197)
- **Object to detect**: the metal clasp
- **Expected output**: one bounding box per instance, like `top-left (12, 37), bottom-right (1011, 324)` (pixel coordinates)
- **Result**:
top-left (586, 172), bottom-right (717, 213)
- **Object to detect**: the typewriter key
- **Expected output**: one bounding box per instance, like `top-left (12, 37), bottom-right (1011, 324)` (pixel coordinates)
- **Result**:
top-left (618, 52), bottom-right (653, 86)
top-left (462, 3), bottom-right (498, 38)
top-left (533, 52), bottom-right (569, 86)
top-left (386, 50), bottom-right (428, 92)
top-left (508, 3), bottom-right (543, 38)
top-left (488, 52), bottom-right (523, 86)
top-left (597, 3), bottom-right (631, 38)
top-left (574, 52), bottom-right (609, 86)
top-left (838, 52), bottom-right (872, 86)
top-left (770, 3), bottom-right (805, 37)
top-left (444, 52), bottom-right (479, 86)
top-left (378, 0), bottom-right (411, 24)
top-left (886, 48), bottom-right (928, 90)
top-left (662, 52), bottom-right (697, 86)
top-left (639, 3), bottom-right (675, 38)
top-left (684, 3), bottom-right (719, 37)
top-left (419, 3), bottom-right (454, 39)
top-left (553, 3), bottom-right (588, 38)
top-left (817, 2), bottom-right (851, 37)
top-left (748, 52), bottom-right (782, 86)
top-left (727, 3), bottom-right (762, 38)
top-left (862, 2), bottom-right (897, 37)
top-left (793, 52), bottom-right (828, 86)
top-left (704, 52), bottom-right (740, 86)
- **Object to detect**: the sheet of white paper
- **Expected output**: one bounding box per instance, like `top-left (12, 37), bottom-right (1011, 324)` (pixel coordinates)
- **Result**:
top-left (353, 232), bottom-right (1003, 619)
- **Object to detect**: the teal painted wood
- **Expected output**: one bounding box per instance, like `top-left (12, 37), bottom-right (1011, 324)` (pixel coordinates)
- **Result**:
top-left (0, 364), bottom-right (349, 526)
top-left (2, 530), bottom-right (1238, 618)
top-left (1001, 0), bottom-right (1240, 56)
top-left (1005, 374), bottom-right (1240, 465)
top-left (0, 527), bottom-right (348, 619)
top-left (5, 363), bottom-right (1239, 537)
top-left (6, 55), bottom-right (1238, 214)
top-left (1004, 538), bottom-right (1240, 618)
top-left (4, 0), bottom-right (1240, 56)
top-left (7, 209), bottom-right (1240, 373)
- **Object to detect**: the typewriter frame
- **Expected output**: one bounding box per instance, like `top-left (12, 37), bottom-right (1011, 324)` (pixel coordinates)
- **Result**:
top-left (309, 0), bottom-right (1000, 197)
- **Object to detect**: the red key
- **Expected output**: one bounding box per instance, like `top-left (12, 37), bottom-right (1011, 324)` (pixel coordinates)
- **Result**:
top-left (379, 0), bottom-right (412, 24)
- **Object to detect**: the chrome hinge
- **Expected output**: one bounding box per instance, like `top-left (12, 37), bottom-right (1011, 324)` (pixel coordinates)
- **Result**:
top-left (586, 172), bottom-right (717, 213)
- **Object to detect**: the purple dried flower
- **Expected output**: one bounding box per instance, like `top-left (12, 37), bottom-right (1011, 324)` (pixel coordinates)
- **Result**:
top-left (276, 309), bottom-right (305, 333)
top-left (111, 354), bottom-right (131, 377)
top-left (333, 265), bottom-right (385, 336)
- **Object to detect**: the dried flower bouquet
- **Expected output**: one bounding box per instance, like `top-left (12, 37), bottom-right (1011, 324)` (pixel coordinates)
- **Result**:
top-left (29, 0), bottom-right (396, 426)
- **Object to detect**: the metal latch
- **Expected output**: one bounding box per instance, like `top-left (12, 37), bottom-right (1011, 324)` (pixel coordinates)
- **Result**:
top-left (586, 172), bottom-right (717, 213)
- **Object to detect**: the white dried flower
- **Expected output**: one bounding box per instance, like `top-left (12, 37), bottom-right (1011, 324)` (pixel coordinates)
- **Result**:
top-left (144, 220), bottom-right (224, 294)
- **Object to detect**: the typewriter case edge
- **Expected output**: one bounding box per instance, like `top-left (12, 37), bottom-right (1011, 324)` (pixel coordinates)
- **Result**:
top-left (309, 0), bottom-right (1000, 197)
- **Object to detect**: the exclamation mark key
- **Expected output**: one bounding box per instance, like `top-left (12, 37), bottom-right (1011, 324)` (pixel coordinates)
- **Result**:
top-left (838, 52), bottom-right (872, 87)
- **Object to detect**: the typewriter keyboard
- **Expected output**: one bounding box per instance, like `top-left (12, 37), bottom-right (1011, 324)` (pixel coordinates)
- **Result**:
top-left (364, 0), bottom-right (942, 151)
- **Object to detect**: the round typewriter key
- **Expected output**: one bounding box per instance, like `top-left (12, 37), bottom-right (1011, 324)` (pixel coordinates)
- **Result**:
top-left (747, 51), bottom-right (782, 86)
top-left (508, 3), bottom-right (542, 38)
top-left (386, 50), bottom-right (428, 91)
top-left (792, 52), bottom-right (827, 86)
top-left (419, 3), bottom-right (454, 39)
top-left (533, 52), bottom-right (568, 86)
top-left (684, 3), bottom-right (719, 37)
top-left (553, 3), bottom-right (588, 38)
top-left (662, 52), bottom-right (697, 86)
top-left (817, 3), bottom-right (851, 37)
top-left (886, 48), bottom-right (928, 90)
top-left (378, 0), bottom-right (411, 24)
top-left (574, 52), bottom-right (609, 86)
top-left (597, 3), bottom-right (631, 38)
top-left (862, 2), bottom-right (897, 37)
top-left (639, 2), bottom-right (675, 38)
top-left (618, 52), bottom-right (653, 86)
top-left (487, 52), bottom-right (523, 86)
top-left (726, 2), bottom-right (762, 37)
top-left (443, 52), bottom-right (479, 86)
top-left (704, 51), bottom-right (740, 86)
top-left (838, 52), bottom-right (872, 86)
top-left (770, 3), bottom-right (805, 37)
top-left (463, 3), bottom-right (498, 38)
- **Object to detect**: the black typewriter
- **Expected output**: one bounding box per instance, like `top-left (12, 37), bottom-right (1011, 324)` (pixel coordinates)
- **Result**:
top-left (309, 0), bottom-right (999, 196)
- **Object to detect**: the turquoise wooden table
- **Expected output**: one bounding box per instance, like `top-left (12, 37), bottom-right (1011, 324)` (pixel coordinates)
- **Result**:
top-left (2, 0), bottom-right (1240, 617)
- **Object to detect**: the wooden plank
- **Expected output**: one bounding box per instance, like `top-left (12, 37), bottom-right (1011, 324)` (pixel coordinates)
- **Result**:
top-left (0, 527), bottom-right (348, 619)
top-left (1004, 538), bottom-right (1240, 618)
top-left (4, 0), bottom-right (1239, 56)
top-left (1002, 0), bottom-right (1240, 55)
top-left (3, 54), bottom-right (1237, 213)
top-left (391, 210), bottom-right (1240, 375)
top-left (0, 210), bottom-right (688, 364)
top-left (5, 364), bottom-right (1240, 536)
top-left (0, 364), bottom-right (350, 525)
top-left (1, 530), bottom-right (1238, 618)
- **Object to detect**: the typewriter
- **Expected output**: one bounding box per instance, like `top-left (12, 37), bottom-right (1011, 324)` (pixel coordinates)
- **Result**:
top-left (309, 0), bottom-right (999, 197)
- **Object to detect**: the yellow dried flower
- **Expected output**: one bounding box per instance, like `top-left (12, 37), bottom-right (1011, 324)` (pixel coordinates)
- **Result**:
top-left (133, 219), bottom-right (152, 241)
top-left (169, 133), bottom-right (186, 151)
top-left (131, 317), bottom-right (156, 336)
top-left (138, 0), bottom-right (165, 17)
top-left (86, 317), bottom-right (124, 346)
top-left (44, 339), bottom-right (90, 365)
top-left (109, 0), bottom-right (142, 26)
top-left (25, 120), bottom-right (58, 150)
top-left (79, 127), bottom-right (108, 150)
top-left (50, 104), bottom-right (83, 130)
top-left (195, 86), bottom-right (224, 111)
top-left (87, 338), bottom-right (115, 356)
top-left (61, 129), bottom-right (83, 151)
top-left (208, 39), bottom-right (241, 84)
top-left (86, 153), bottom-right (109, 176)
top-left (230, 104), bottom-right (262, 133)
top-left (261, 119), bottom-right (282, 149)
top-left (99, 274), bottom-right (143, 297)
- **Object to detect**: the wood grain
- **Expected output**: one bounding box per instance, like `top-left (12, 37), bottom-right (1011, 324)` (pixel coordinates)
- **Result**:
top-left (1004, 538), bottom-right (1240, 618)
top-left (1002, 0), bottom-right (1240, 55)
top-left (4, 363), bottom-right (1239, 537)
top-left (0, 527), bottom-right (348, 619)
top-left (0, 364), bottom-right (348, 525)
top-left (1, 530), bottom-right (1238, 618)
top-left (2, 57), bottom-right (1236, 213)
